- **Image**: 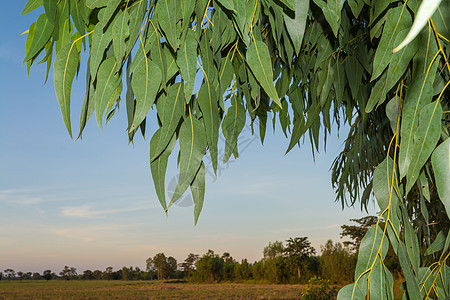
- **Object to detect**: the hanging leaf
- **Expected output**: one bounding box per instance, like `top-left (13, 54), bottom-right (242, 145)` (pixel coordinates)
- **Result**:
top-left (371, 6), bottom-right (411, 81)
top-left (22, 0), bottom-right (43, 15)
top-left (222, 95), bottom-right (246, 164)
top-left (191, 162), bottom-right (206, 225)
top-left (246, 40), bottom-right (281, 107)
top-left (393, 0), bottom-right (443, 53)
top-left (54, 43), bottom-right (79, 138)
top-left (151, 83), bottom-right (185, 162)
top-left (405, 101), bottom-right (442, 194)
top-left (399, 72), bottom-right (436, 179)
top-left (150, 131), bottom-right (177, 211)
top-left (130, 58), bottom-right (162, 131)
top-left (176, 30), bottom-right (197, 103)
top-left (197, 79), bottom-right (219, 175)
top-left (24, 13), bottom-right (54, 62)
top-left (86, 0), bottom-right (107, 8)
top-left (100, 0), bottom-right (121, 27)
top-left (156, 0), bottom-right (179, 50)
top-left (170, 115), bottom-right (206, 205)
top-left (90, 22), bottom-right (113, 79)
top-left (112, 8), bottom-right (130, 68)
top-left (94, 58), bottom-right (121, 130)
top-left (312, 0), bottom-right (345, 37)
top-left (432, 138), bottom-right (450, 218)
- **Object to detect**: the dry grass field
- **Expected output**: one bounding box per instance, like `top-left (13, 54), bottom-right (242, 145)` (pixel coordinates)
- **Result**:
top-left (0, 280), bottom-right (308, 299)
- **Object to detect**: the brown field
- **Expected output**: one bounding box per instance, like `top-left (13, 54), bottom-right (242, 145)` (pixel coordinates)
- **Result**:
top-left (0, 280), bottom-right (309, 299)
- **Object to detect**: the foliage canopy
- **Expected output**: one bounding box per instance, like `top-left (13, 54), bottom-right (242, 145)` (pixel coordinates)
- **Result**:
top-left (23, 0), bottom-right (449, 298)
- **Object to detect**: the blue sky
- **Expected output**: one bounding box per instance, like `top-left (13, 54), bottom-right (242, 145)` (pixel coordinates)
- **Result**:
top-left (0, 2), bottom-right (376, 273)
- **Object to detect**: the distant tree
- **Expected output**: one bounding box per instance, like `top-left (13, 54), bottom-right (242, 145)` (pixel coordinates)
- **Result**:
top-left (340, 216), bottom-right (378, 252)
top-left (82, 270), bottom-right (94, 280)
top-left (234, 259), bottom-right (252, 281)
top-left (60, 266), bottom-right (77, 280)
top-left (167, 257), bottom-right (178, 278)
top-left (195, 250), bottom-right (224, 282)
top-left (42, 270), bottom-right (52, 281)
top-left (121, 267), bottom-right (130, 280)
top-left (263, 241), bottom-right (284, 259)
top-left (17, 271), bottom-right (24, 281)
top-left (0, 272), bottom-right (3, 281)
top-left (93, 270), bottom-right (103, 280)
top-left (4, 269), bottom-right (15, 280)
top-left (103, 267), bottom-right (113, 280)
top-left (32, 272), bottom-right (41, 280)
top-left (148, 253), bottom-right (171, 280)
top-left (180, 253), bottom-right (199, 278)
top-left (284, 237), bottom-right (316, 281)
top-left (319, 240), bottom-right (356, 284)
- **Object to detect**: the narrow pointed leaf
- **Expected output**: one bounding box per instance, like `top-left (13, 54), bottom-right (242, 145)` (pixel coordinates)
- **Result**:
top-left (150, 131), bottom-right (177, 211)
top-left (100, 0), bottom-right (121, 27)
top-left (24, 13), bottom-right (54, 62)
top-left (191, 162), bottom-right (205, 225)
top-left (151, 83), bottom-right (185, 162)
top-left (197, 80), bottom-right (219, 175)
top-left (222, 95), bottom-right (246, 163)
top-left (112, 8), bottom-right (130, 68)
top-left (406, 102), bottom-right (442, 194)
top-left (130, 58), bottom-right (162, 131)
top-left (90, 22), bottom-right (113, 78)
top-left (176, 30), bottom-right (197, 103)
top-left (22, 0), bottom-right (43, 15)
top-left (54, 43), bottom-right (79, 138)
top-left (86, 0), bottom-right (107, 8)
top-left (156, 0), bottom-right (179, 50)
top-left (312, 0), bottom-right (345, 37)
top-left (246, 40), bottom-right (281, 107)
top-left (283, 0), bottom-right (309, 55)
top-left (94, 58), bottom-right (121, 129)
top-left (170, 115), bottom-right (206, 205)
top-left (431, 138), bottom-right (450, 218)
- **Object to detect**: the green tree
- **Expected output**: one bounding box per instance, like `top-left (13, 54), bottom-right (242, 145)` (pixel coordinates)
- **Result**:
top-left (340, 216), bottom-right (378, 252)
top-left (319, 240), bottom-right (355, 284)
top-left (60, 266), bottom-right (77, 280)
top-left (42, 270), bottom-right (52, 281)
top-left (283, 237), bottom-right (316, 281)
top-left (4, 269), bottom-right (15, 280)
top-left (23, 0), bottom-right (450, 298)
top-left (180, 253), bottom-right (199, 278)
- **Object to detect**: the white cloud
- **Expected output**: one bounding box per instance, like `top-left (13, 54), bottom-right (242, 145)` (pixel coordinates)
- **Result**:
top-left (61, 203), bottom-right (158, 218)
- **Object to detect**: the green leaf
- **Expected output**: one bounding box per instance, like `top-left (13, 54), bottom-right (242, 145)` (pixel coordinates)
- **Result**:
top-left (94, 58), bottom-right (121, 130)
top-left (86, 0), bottom-right (107, 8)
top-left (344, 56), bottom-right (363, 101)
top-left (425, 230), bottom-right (447, 256)
top-left (278, 0), bottom-right (295, 11)
top-left (347, 0), bottom-right (364, 18)
top-left (399, 72), bottom-right (436, 179)
top-left (156, 0), bottom-right (179, 50)
top-left (386, 29), bottom-right (418, 91)
top-left (70, 0), bottom-right (87, 35)
top-left (191, 162), bottom-right (206, 225)
top-left (337, 283), bottom-right (365, 300)
top-left (54, 43), bottom-right (79, 138)
top-left (22, 0), bottom-right (43, 15)
top-left (130, 58), bottom-right (162, 131)
top-left (369, 256), bottom-right (393, 300)
top-left (355, 224), bottom-right (389, 281)
top-left (150, 131), bottom-right (177, 211)
top-left (112, 8), bottom-right (130, 68)
top-left (246, 40), bottom-right (281, 108)
top-left (100, 0), bottom-right (121, 27)
top-left (371, 6), bottom-right (412, 81)
top-left (170, 115), bottom-right (206, 205)
top-left (222, 95), bottom-right (246, 164)
top-left (176, 30), bottom-right (197, 103)
top-left (198, 79), bottom-right (220, 175)
top-left (43, 0), bottom-right (57, 25)
top-left (90, 22), bottom-right (113, 79)
top-left (406, 101), bottom-right (442, 194)
top-left (397, 241), bottom-right (421, 299)
top-left (283, 0), bottom-right (309, 55)
top-left (386, 97), bottom-right (399, 133)
top-left (432, 138), bottom-right (450, 218)
top-left (151, 83), bottom-right (185, 162)
top-left (216, 0), bottom-right (235, 12)
top-left (24, 13), bottom-right (54, 62)
top-left (312, 0), bottom-right (345, 37)
top-left (373, 157), bottom-right (400, 215)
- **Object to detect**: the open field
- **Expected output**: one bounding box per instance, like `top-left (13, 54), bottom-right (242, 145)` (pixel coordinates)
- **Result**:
top-left (0, 280), bottom-right (309, 299)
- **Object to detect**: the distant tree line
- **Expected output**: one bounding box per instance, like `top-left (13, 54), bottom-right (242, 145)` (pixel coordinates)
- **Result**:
top-left (1, 217), bottom-right (401, 284)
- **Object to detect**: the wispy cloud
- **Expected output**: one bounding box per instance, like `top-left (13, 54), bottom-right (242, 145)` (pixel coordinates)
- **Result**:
top-left (61, 203), bottom-right (158, 218)
top-left (50, 224), bottom-right (133, 242)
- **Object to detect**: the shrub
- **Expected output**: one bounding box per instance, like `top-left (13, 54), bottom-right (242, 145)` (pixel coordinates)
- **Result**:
top-left (301, 276), bottom-right (338, 300)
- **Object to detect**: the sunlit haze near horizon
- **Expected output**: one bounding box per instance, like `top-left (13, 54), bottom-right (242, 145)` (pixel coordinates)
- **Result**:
top-left (0, 2), bottom-right (376, 274)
